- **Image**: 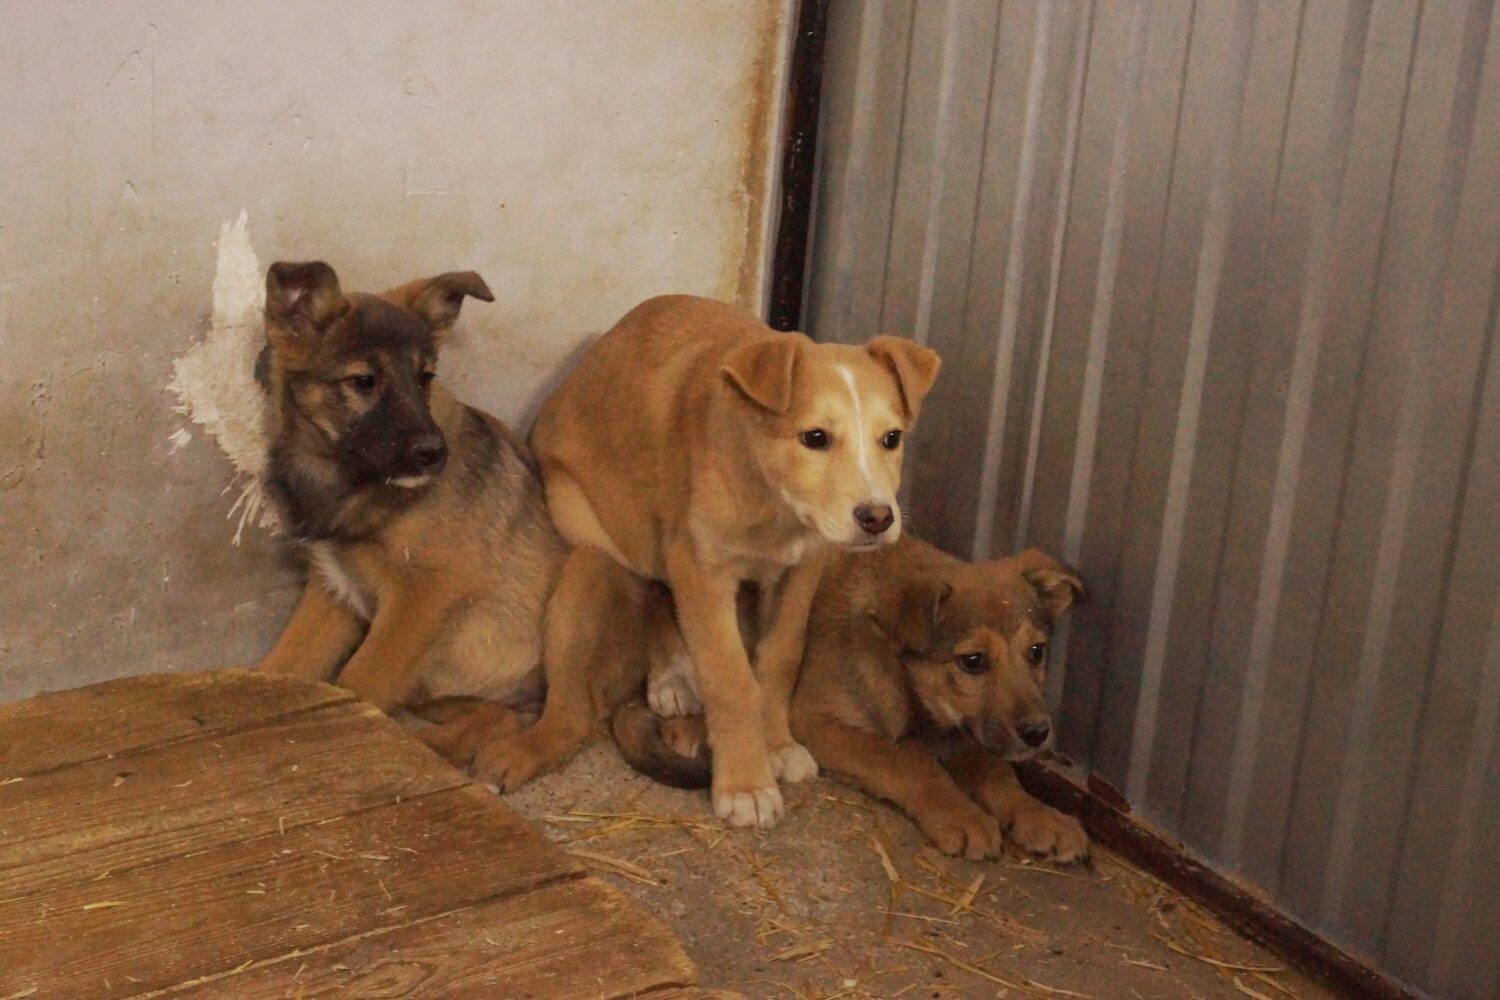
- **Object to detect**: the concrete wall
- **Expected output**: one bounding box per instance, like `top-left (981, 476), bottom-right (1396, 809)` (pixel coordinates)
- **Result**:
top-left (0, 1), bottom-right (792, 701)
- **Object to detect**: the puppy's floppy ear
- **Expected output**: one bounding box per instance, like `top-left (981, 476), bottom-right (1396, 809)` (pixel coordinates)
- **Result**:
top-left (1016, 549), bottom-right (1086, 619)
top-left (870, 574), bottom-right (953, 655)
top-left (866, 336), bottom-right (941, 420)
top-left (383, 271), bottom-right (495, 337)
top-left (265, 261), bottom-right (347, 341)
top-left (721, 334), bottom-right (799, 414)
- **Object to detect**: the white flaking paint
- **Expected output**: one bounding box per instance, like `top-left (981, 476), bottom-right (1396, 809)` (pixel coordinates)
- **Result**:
top-left (166, 427), bottom-right (193, 454)
top-left (166, 211), bottom-right (279, 544)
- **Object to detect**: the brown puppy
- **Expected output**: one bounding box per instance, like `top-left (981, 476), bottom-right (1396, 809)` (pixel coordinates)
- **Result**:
top-left (482, 295), bottom-right (939, 827)
top-left (791, 539), bottom-right (1089, 862)
top-left (253, 261), bottom-right (606, 733)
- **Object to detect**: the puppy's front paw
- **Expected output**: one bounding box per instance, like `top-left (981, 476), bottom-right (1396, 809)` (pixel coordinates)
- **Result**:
top-left (768, 741), bottom-right (818, 783)
top-left (472, 731), bottom-right (562, 794)
top-left (712, 781), bottom-right (784, 829)
top-left (648, 664), bottom-right (702, 717)
top-left (919, 803), bottom-right (1002, 861)
top-left (1006, 802), bottom-right (1089, 865)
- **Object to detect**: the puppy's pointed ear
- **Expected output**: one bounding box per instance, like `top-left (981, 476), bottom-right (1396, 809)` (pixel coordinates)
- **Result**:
top-left (721, 335), bottom-right (799, 414)
top-left (866, 336), bottom-right (941, 420)
top-left (1016, 549), bottom-right (1086, 619)
top-left (385, 271), bottom-right (495, 337)
top-left (870, 575), bottom-right (953, 655)
top-left (265, 261), bottom-right (347, 342)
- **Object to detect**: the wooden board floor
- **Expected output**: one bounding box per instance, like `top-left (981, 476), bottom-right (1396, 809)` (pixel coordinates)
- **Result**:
top-left (0, 670), bottom-right (705, 999)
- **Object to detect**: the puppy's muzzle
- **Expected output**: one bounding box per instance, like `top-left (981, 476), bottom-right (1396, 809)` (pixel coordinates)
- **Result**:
top-left (1016, 717), bottom-right (1052, 749)
top-left (853, 503), bottom-right (894, 536)
top-left (973, 715), bottom-right (1054, 759)
top-left (407, 433), bottom-right (448, 475)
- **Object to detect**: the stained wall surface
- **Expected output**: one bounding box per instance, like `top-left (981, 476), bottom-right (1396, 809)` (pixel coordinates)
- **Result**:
top-left (806, 2), bottom-right (1500, 998)
top-left (0, 1), bottom-right (792, 701)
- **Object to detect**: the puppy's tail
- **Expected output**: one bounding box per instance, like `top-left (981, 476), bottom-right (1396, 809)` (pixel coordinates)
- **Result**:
top-left (610, 700), bottom-right (712, 790)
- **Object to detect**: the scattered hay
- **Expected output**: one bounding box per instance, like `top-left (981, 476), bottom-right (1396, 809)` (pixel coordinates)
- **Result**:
top-left (1250, 971), bottom-right (1305, 1000)
top-left (1232, 976), bottom-right (1280, 1000)
top-left (1150, 933), bottom-right (1285, 973)
top-left (950, 872), bottom-right (984, 915)
top-left (1122, 957), bottom-right (1169, 971)
top-left (893, 938), bottom-right (1096, 999)
top-left (567, 848), bottom-right (663, 886)
top-left (771, 938), bottom-right (833, 963)
top-left (1005, 859), bottom-right (1088, 880)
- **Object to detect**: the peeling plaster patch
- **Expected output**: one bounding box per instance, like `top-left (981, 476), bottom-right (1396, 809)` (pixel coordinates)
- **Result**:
top-left (166, 210), bottom-right (279, 543)
top-left (166, 427), bottom-right (192, 454)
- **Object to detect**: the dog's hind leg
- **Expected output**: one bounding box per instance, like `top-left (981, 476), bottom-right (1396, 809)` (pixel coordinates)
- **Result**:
top-left (472, 547), bottom-right (642, 793)
top-left (255, 583), bottom-right (365, 682)
top-left (410, 698), bottom-right (524, 768)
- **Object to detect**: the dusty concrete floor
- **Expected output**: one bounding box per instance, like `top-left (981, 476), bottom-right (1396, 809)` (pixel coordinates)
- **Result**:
top-left (506, 742), bottom-right (1343, 1000)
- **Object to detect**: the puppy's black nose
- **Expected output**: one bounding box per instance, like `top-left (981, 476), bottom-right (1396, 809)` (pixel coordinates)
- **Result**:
top-left (854, 503), bottom-right (894, 535)
top-left (1017, 718), bottom-right (1052, 748)
top-left (409, 435), bottom-right (447, 469)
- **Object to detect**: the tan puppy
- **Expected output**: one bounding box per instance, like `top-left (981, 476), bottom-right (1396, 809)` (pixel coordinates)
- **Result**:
top-left (791, 539), bottom-right (1089, 862)
top-left (252, 261), bottom-right (584, 733)
top-left (481, 295), bottom-right (939, 827)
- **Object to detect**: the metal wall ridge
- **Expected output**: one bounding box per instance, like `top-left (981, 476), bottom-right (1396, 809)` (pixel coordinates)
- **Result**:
top-left (806, 3), bottom-right (1500, 998)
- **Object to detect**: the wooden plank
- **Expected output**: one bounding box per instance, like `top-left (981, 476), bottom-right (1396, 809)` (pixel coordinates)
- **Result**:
top-left (0, 701), bottom-right (465, 900)
top-left (0, 785), bottom-right (578, 999)
top-left (0, 670), bottom-right (354, 778)
top-left (156, 877), bottom-right (696, 1000)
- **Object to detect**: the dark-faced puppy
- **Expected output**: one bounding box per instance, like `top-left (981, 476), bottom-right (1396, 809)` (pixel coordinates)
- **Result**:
top-left (790, 538), bottom-right (1088, 863)
top-left (254, 261), bottom-right (597, 733)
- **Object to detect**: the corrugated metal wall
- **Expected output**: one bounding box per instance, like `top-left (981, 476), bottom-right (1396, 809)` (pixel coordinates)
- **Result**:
top-left (803, 2), bottom-right (1500, 998)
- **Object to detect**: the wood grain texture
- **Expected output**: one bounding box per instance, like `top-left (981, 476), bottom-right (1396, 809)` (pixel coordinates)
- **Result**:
top-left (0, 671), bottom-right (697, 1000)
top-left (0, 701), bottom-right (465, 900)
top-left (0, 670), bottom-right (353, 778)
top-left (0, 785), bottom-right (578, 999)
top-left (156, 878), bottom-right (696, 1000)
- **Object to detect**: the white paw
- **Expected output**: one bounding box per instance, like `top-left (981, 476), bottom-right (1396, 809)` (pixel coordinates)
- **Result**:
top-left (769, 742), bottom-right (818, 783)
top-left (648, 658), bottom-right (702, 717)
top-left (713, 784), bottom-right (784, 829)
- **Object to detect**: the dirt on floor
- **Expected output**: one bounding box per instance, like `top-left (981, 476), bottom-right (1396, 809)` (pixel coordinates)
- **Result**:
top-left (505, 741), bottom-right (1344, 1000)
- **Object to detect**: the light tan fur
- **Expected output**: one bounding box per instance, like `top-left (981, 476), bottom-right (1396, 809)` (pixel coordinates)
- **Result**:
top-left (790, 538), bottom-right (1090, 863)
top-left (482, 295), bottom-right (939, 827)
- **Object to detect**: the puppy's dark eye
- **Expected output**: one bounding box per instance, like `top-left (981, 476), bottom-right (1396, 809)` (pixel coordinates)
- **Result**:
top-left (419, 371), bottom-right (436, 388)
top-left (346, 374), bottom-right (377, 392)
top-left (799, 429), bottom-right (830, 450)
top-left (957, 652), bottom-right (989, 675)
top-left (881, 429), bottom-right (903, 450)
top-left (1027, 643), bottom-right (1046, 665)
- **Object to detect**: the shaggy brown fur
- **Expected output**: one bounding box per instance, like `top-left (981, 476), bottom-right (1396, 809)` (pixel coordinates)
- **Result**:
top-left (251, 261), bottom-right (613, 744)
top-left (615, 538), bottom-right (1090, 863)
